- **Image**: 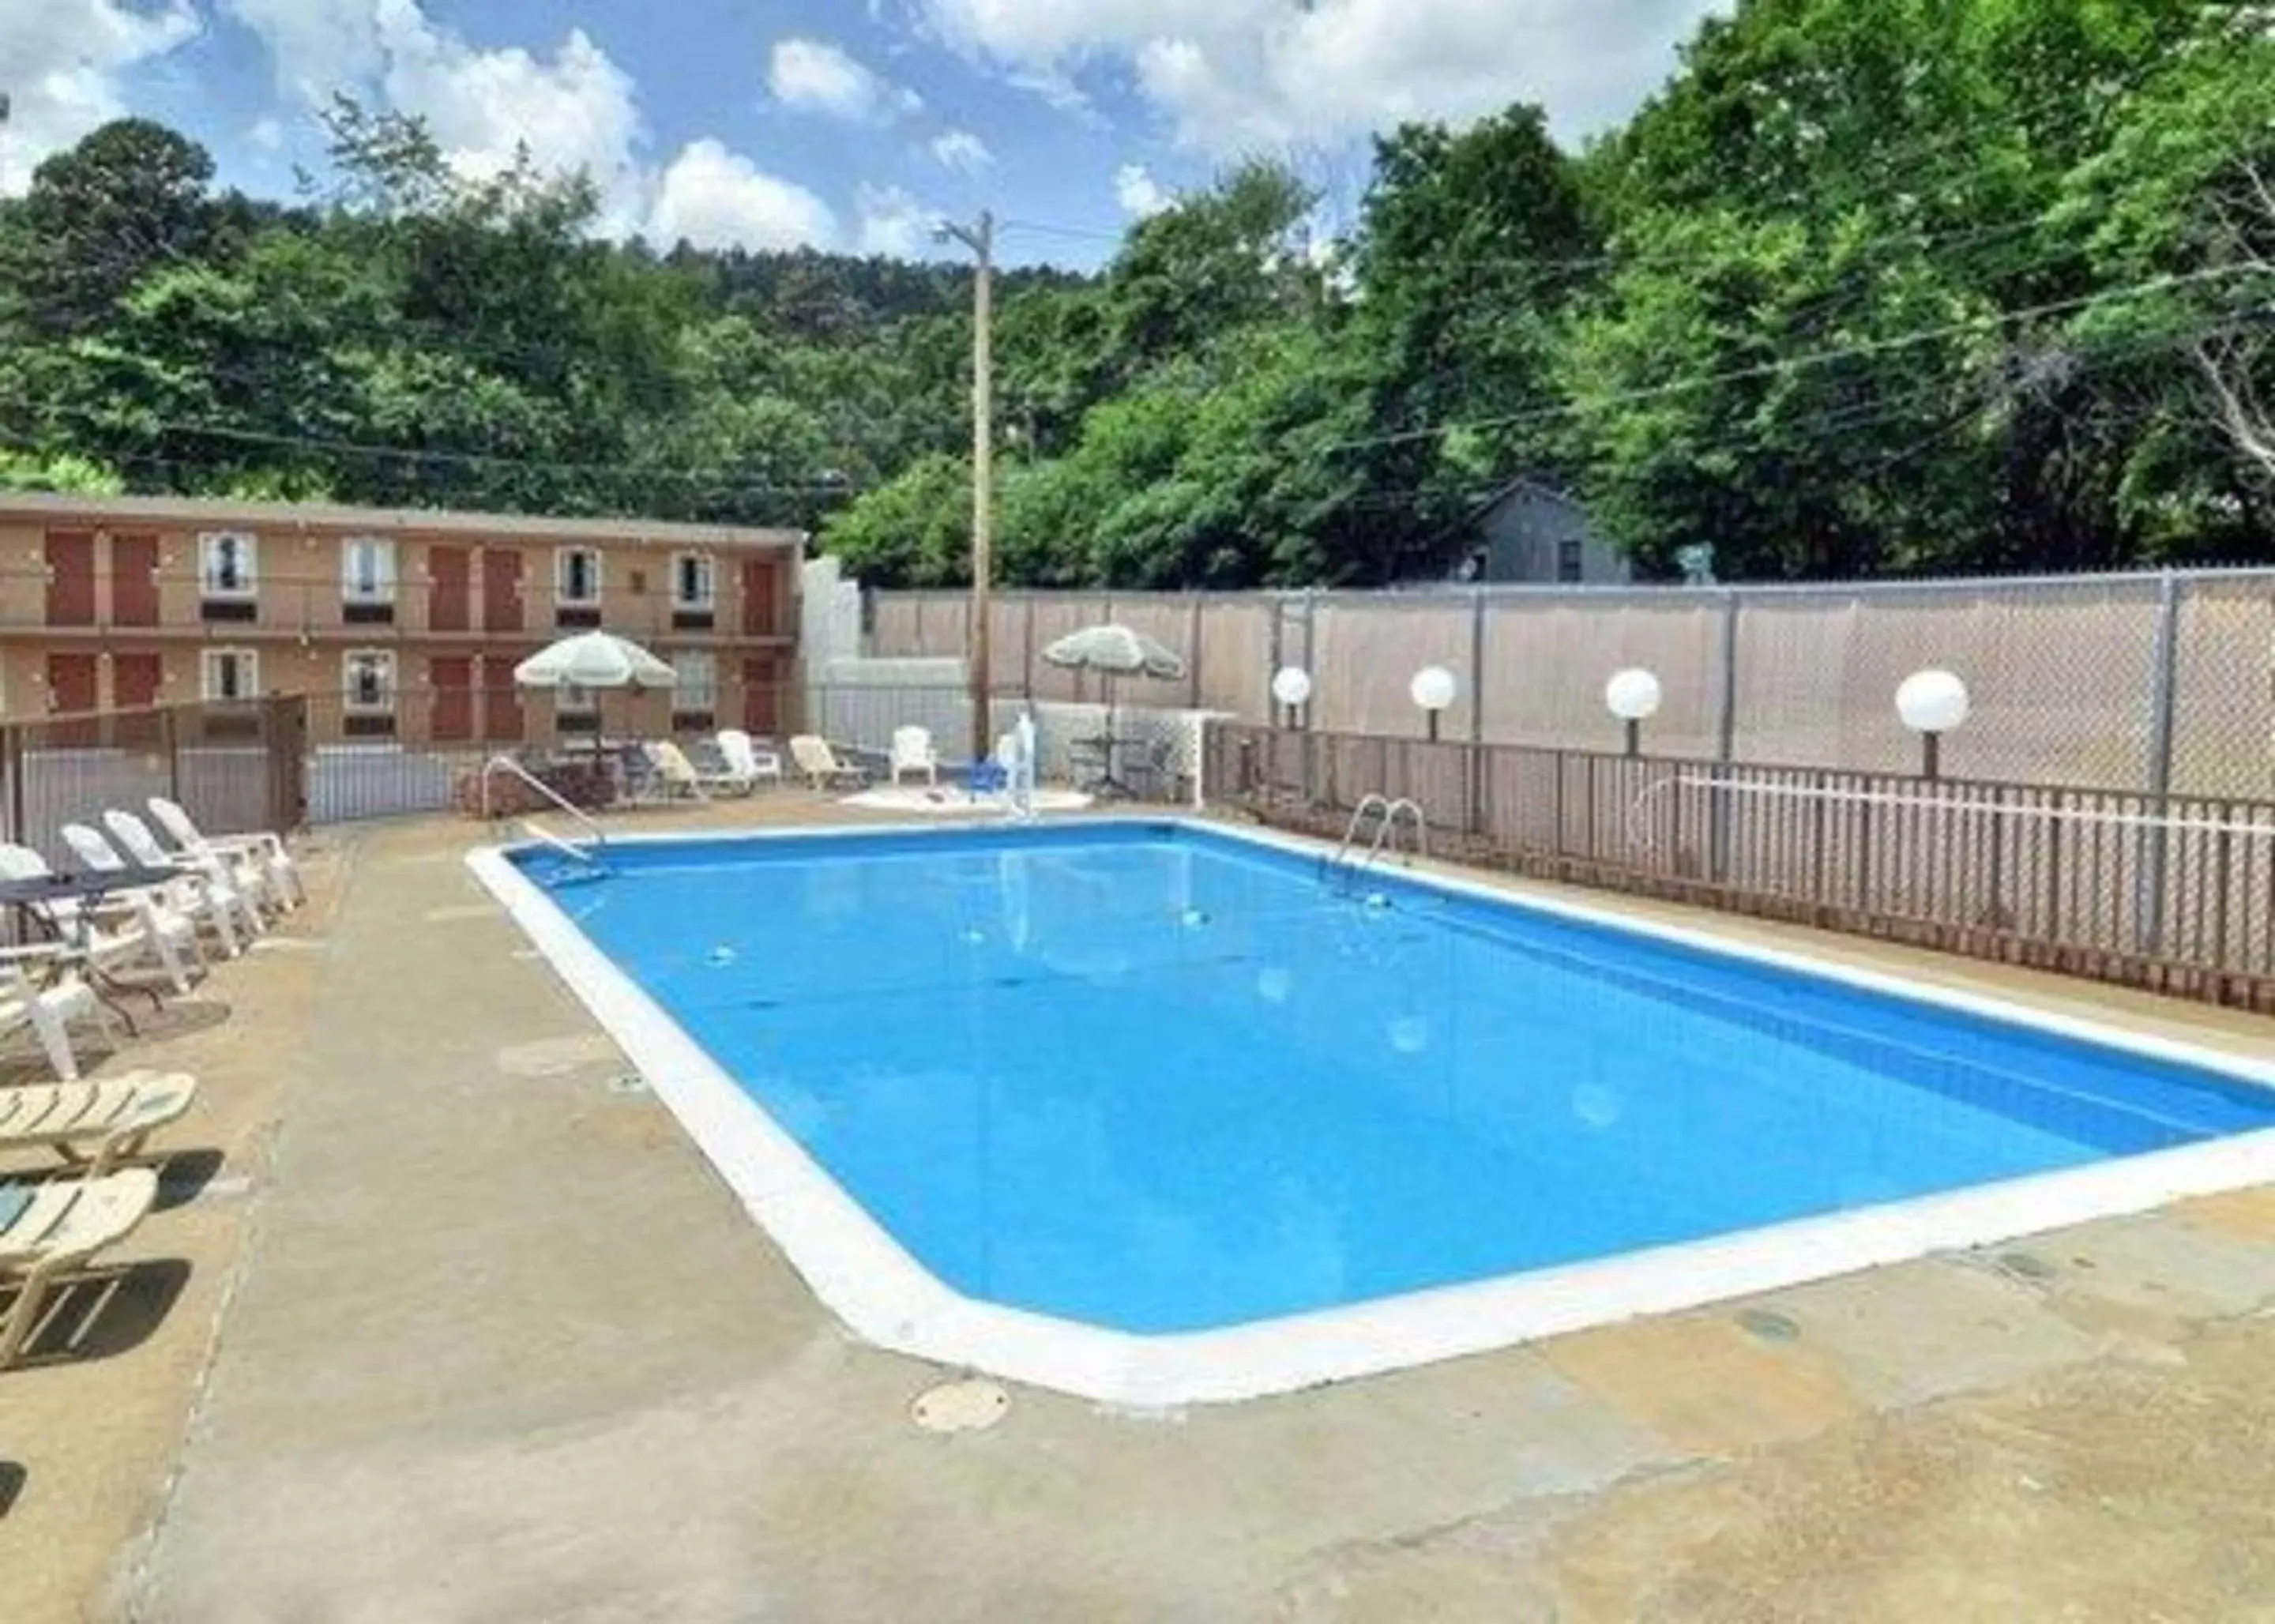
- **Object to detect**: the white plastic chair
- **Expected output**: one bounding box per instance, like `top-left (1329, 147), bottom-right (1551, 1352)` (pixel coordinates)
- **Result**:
top-left (102, 810), bottom-right (257, 953)
top-left (890, 726), bottom-right (939, 786)
top-left (0, 1167), bottom-right (157, 1366)
top-left (146, 796), bottom-right (303, 912)
top-left (0, 946), bottom-right (111, 1082)
top-left (715, 730), bottom-right (784, 792)
top-left (789, 736), bottom-right (867, 790)
top-left (0, 840), bottom-right (200, 998)
top-left (54, 828), bottom-right (207, 993)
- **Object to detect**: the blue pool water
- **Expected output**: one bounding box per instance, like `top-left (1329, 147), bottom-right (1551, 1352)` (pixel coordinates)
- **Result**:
top-left (517, 824), bottom-right (2275, 1335)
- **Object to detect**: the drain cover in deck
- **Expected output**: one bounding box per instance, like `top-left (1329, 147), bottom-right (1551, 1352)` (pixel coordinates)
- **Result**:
top-left (911, 1378), bottom-right (1010, 1434)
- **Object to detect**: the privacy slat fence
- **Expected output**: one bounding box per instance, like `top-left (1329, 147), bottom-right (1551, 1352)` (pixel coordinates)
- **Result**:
top-left (874, 569), bottom-right (2275, 799)
top-left (1208, 721), bottom-right (2275, 1011)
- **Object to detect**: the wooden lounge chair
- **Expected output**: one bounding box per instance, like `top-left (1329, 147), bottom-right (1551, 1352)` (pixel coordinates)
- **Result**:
top-left (0, 1167), bottom-right (158, 1366)
top-left (0, 1071), bottom-right (197, 1176)
top-left (789, 735), bottom-right (867, 790)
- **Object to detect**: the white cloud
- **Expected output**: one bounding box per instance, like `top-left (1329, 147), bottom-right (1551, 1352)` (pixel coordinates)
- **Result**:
top-left (854, 184), bottom-right (934, 258)
top-left (919, 0), bottom-right (1726, 151)
top-left (647, 139), bottom-right (837, 250)
top-left (1114, 164), bottom-right (1170, 218)
top-left (371, 0), bottom-right (646, 224)
top-left (246, 116), bottom-right (288, 153)
top-left (768, 37), bottom-right (921, 122)
top-left (228, 1), bottom-right (838, 252)
top-left (0, 0), bottom-right (201, 194)
top-left (929, 129), bottom-right (993, 174)
top-left (222, 0), bottom-right (385, 103)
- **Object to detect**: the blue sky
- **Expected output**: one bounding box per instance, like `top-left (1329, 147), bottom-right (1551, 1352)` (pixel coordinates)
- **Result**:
top-left (5, 1), bottom-right (1727, 267)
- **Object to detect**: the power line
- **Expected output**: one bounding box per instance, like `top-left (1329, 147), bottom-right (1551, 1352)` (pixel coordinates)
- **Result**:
top-left (0, 397), bottom-right (876, 495)
top-left (1323, 267), bottom-right (2269, 455)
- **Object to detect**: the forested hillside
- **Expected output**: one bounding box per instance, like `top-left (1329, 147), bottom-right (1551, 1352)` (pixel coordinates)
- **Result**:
top-left (2, 0), bottom-right (2269, 587)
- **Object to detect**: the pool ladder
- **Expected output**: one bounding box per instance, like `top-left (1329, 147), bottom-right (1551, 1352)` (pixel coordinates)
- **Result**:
top-left (1323, 795), bottom-right (1427, 889)
top-left (481, 754), bottom-right (611, 878)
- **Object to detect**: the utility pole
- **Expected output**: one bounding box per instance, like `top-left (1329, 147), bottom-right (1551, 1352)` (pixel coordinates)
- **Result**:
top-left (937, 209), bottom-right (995, 762)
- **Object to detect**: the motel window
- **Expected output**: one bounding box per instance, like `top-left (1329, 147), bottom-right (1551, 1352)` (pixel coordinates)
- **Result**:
top-left (672, 651), bottom-right (716, 723)
top-left (198, 532), bottom-right (258, 598)
top-left (557, 682), bottom-right (598, 716)
top-left (671, 552), bottom-right (715, 608)
top-left (556, 547), bottom-right (602, 605)
top-left (201, 648), bottom-right (259, 702)
top-left (341, 537), bottom-right (397, 602)
top-left (343, 649), bottom-right (396, 712)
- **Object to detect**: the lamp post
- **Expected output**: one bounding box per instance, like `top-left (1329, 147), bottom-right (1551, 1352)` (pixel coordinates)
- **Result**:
top-left (1410, 666), bottom-right (1457, 743)
top-left (1896, 669), bottom-right (1969, 780)
top-left (1604, 667), bottom-right (1663, 758)
top-left (1271, 666), bottom-right (1312, 731)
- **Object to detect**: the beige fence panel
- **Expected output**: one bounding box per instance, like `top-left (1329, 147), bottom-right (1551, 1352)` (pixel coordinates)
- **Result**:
top-left (2169, 576), bottom-right (2275, 799)
top-left (863, 569), bottom-right (2275, 799)
top-left (1307, 596), bottom-right (1477, 739)
top-left (1197, 596), bottom-right (1276, 721)
top-left (1731, 578), bottom-right (2160, 784)
top-left (1479, 590), bottom-right (1727, 758)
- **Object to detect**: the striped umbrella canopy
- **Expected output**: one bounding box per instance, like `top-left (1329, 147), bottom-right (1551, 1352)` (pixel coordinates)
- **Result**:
top-left (513, 630), bottom-right (677, 690)
top-left (1040, 623), bottom-right (1186, 680)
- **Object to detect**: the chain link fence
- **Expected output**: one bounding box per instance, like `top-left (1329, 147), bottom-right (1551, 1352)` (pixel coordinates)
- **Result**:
top-left (872, 570), bottom-right (2275, 799)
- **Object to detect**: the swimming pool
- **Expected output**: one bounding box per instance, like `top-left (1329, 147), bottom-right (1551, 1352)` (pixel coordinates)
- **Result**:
top-left (472, 819), bottom-right (2275, 1403)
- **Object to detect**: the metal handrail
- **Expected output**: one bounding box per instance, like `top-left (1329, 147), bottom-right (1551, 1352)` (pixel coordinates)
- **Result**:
top-left (1326, 794), bottom-right (1428, 885)
top-left (481, 754), bottom-right (607, 866)
top-left (1329, 795), bottom-right (1393, 874)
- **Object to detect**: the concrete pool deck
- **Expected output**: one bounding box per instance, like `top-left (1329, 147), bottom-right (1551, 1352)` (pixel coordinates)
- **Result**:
top-left (10, 798), bottom-right (2275, 1619)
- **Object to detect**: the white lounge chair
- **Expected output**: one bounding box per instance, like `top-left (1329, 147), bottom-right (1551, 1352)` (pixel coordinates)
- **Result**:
top-left (0, 947), bottom-right (111, 1083)
top-left (146, 797), bottom-right (303, 912)
top-left (640, 740), bottom-right (709, 801)
top-left (0, 842), bottom-right (201, 999)
top-left (790, 735), bottom-right (867, 790)
top-left (713, 730), bottom-right (784, 793)
top-left (0, 1167), bottom-right (159, 1366)
top-left (0, 1070), bottom-right (196, 1176)
top-left (890, 726), bottom-right (940, 786)
top-left (88, 814), bottom-right (255, 957)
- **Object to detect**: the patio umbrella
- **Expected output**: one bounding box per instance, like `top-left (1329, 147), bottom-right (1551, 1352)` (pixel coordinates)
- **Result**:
top-left (513, 630), bottom-right (677, 690)
top-left (1040, 624), bottom-right (1186, 795)
top-left (1039, 624), bottom-right (1186, 682)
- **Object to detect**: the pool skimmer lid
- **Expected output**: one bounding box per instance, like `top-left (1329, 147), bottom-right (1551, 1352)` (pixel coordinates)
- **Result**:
top-left (912, 1378), bottom-right (1010, 1434)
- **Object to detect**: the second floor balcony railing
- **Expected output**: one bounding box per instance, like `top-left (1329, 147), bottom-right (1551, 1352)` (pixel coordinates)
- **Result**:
top-left (0, 568), bottom-right (792, 643)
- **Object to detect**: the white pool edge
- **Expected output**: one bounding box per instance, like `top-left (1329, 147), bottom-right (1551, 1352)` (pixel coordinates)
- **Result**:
top-left (466, 815), bottom-right (2275, 1408)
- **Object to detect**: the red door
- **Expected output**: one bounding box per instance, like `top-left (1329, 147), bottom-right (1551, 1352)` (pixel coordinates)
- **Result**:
top-left (429, 546), bottom-right (470, 633)
top-left (111, 534), bottom-right (160, 626)
top-left (741, 656), bottom-right (780, 735)
top-left (740, 557), bottom-right (779, 636)
top-left (47, 652), bottom-right (100, 746)
top-left (44, 532), bottom-right (96, 626)
top-left (478, 655), bottom-right (522, 742)
top-left (431, 656), bottom-right (473, 742)
top-left (481, 550), bottom-right (523, 633)
top-left (113, 652), bottom-right (161, 709)
top-left (112, 652), bottom-right (163, 748)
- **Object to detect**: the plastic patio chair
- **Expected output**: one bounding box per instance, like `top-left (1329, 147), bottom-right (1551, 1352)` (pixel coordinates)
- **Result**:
top-left (0, 1167), bottom-right (159, 1367)
top-left (889, 726), bottom-right (940, 786)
